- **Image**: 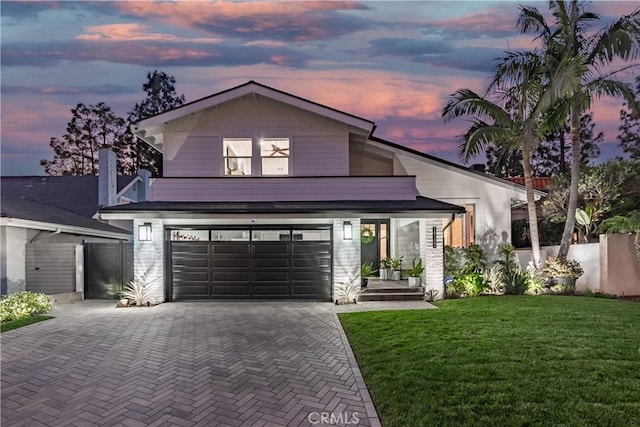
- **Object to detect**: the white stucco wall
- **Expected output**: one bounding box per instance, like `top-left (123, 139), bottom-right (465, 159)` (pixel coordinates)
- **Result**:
top-left (1, 226), bottom-right (27, 295)
top-left (396, 154), bottom-right (523, 254)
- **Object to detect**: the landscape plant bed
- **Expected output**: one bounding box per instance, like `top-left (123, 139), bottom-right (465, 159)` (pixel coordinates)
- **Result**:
top-left (1, 316), bottom-right (54, 333)
top-left (339, 296), bottom-right (640, 426)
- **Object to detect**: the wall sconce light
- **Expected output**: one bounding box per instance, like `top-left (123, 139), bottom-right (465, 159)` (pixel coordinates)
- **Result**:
top-left (343, 221), bottom-right (353, 240)
top-left (138, 223), bottom-right (152, 241)
top-left (432, 226), bottom-right (437, 248)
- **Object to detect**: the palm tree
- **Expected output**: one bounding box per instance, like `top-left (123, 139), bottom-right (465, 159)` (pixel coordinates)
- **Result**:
top-left (443, 52), bottom-right (580, 267)
top-left (518, 0), bottom-right (640, 258)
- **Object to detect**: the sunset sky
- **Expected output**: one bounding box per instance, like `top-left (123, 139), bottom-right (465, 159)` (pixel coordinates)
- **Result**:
top-left (2, 0), bottom-right (638, 176)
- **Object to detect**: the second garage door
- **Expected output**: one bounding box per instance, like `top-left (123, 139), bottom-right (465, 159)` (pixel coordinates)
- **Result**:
top-left (169, 226), bottom-right (332, 300)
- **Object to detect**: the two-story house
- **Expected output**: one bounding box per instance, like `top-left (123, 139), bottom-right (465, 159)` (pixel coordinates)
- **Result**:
top-left (99, 81), bottom-right (536, 302)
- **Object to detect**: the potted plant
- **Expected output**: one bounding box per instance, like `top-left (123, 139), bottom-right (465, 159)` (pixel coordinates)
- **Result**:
top-left (360, 262), bottom-right (378, 288)
top-left (407, 258), bottom-right (424, 287)
top-left (390, 257), bottom-right (403, 280)
top-left (379, 257), bottom-right (392, 280)
top-left (541, 256), bottom-right (583, 292)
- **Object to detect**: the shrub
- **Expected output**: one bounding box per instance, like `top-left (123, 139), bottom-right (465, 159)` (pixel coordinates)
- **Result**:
top-left (541, 257), bottom-right (584, 279)
top-left (483, 264), bottom-right (505, 294)
top-left (462, 244), bottom-right (488, 274)
top-left (525, 264), bottom-right (546, 295)
top-left (503, 270), bottom-right (529, 295)
top-left (448, 272), bottom-right (487, 297)
top-left (120, 270), bottom-right (158, 306)
top-left (0, 292), bottom-right (53, 322)
top-left (444, 246), bottom-right (465, 279)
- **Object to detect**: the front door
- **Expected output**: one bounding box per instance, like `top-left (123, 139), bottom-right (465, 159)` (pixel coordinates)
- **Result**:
top-left (360, 220), bottom-right (390, 274)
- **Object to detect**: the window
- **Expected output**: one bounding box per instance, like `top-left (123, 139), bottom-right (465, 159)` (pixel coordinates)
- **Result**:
top-left (223, 138), bottom-right (252, 176)
top-left (260, 138), bottom-right (289, 175)
top-left (443, 204), bottom-right (475, 248)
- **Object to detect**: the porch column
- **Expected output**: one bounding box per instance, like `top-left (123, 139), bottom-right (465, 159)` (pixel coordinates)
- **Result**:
top-left (420, 218), bottom-right (444, 300)
top-left (332, 218), bottom-right (361, 298)
top-left (133, 218), bottom-right (165, 303)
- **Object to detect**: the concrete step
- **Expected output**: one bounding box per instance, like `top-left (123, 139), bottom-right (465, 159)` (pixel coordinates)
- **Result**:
top-left (359, 292), bottom-right (424, 302)
top-left (361, 287), bottom-right (423, 294)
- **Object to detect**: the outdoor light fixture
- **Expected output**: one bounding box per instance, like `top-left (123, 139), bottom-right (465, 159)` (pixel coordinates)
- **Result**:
top-left (343, 221), bottom-right (353, 240)
top-left (432, 226), bottom-right (437, 248)
top-left (138, 223), bottom-right (152, 241)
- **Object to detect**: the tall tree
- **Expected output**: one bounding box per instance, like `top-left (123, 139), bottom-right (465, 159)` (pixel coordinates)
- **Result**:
top-left (40, 103), bottom-right (127, 175)
top-left (126, 70), bottom-right (186, 176)
top-left (443, 51), bottom-right (580, 267)
top-left (618, 76), bottom-right (640, 161)
top-left (519, 0), bottom-right (640, 257)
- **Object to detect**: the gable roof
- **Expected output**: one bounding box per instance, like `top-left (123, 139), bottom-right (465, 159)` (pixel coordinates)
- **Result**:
top-left (1, 195), bottom-right (131, 238)
top-left (367, 136), bottom-right (547, 197)
top-left (132, 80), bottom-right (376, 151)
top-left (1, 175), bottom-right (137, 218)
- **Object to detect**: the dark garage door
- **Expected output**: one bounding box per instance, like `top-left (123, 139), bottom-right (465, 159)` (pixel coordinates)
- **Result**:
top-left (169, 226), bottom-right (332, 300)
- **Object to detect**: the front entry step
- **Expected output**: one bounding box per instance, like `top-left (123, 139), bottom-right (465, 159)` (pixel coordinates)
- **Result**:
top-left (359, 286), bottom-right (424, 301)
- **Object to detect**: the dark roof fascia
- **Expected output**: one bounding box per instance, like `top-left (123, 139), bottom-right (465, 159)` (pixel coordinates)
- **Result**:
top-left (368, 136), bottom-right (547, 196)
top-left (99, 198), bottom-right (465, 215)
top-left (134, 80), bottom-right (375, 129)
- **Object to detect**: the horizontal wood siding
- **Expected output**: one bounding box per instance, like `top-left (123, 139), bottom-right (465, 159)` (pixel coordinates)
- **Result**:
top-left (150, 176), bottom-right (416, 202)
top-left (164, 135), bottom-right (219, 177)
top-left (162, 95), bottom-right (351, 178)
top-left (293, 135), bottom-right (349, 176)
top-left (26, 244), bottom-right (76, 294)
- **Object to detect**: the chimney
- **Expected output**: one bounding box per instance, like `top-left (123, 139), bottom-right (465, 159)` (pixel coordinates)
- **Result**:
top-left (98, 148), bottom-right (117, 207)
top-left (136, 169), bottom-right (151, 201)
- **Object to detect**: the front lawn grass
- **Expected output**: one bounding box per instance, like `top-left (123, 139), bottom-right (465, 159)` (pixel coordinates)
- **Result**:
top-left (1, 316), bottom-right (53, 333)
top-left (339, 296), bottom-right (640, 426)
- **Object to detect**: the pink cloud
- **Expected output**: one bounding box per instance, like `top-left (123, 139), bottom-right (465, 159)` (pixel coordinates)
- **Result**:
top-left (77, 23), bottom-right (221, 44)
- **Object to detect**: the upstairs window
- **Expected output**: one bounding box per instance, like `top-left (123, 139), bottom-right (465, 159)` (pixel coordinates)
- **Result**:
top-left (223, 138), bottom-right (252, 176)
top-left (260, 138), bottom-right (290, 175)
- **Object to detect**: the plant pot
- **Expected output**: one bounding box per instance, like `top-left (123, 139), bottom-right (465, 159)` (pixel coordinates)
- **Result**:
top-left (408, 277), bottom-right (421, 287)
top-left (379, 269), bottom-right (389, 280)
top-left (392, 270), bottom-right (401, 281)
top-left (361, 278), bottom-right (368, 288)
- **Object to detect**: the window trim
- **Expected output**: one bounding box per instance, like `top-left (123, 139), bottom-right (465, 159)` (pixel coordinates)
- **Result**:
top-left (260, 137), bottom-right (290, 176)
top-left (223, 138), bottom-right (253, 176)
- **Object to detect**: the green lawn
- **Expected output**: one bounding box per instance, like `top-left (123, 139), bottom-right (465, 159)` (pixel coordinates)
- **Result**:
top-left (339, 296), bottom-right (640, 426)
top-left (1, 316), bottom-right (53, 333)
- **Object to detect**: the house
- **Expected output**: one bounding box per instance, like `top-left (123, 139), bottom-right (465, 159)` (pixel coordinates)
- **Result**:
top-left (0, 150), bottom-right (150, 298)
top-left (99, 81), bottom-right (538, 302)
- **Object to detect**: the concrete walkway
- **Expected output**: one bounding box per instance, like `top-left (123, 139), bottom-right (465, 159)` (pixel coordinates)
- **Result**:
top-left (1, 300), bottom-right (435, 426)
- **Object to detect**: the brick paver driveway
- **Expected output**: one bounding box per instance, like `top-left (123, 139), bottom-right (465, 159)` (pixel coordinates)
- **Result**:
top-left (1, 301), bottom-right (387, 427)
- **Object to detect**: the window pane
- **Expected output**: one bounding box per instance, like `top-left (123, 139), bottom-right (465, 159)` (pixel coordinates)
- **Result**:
top-left (252, 230), bottom-right (291, 241)
top-left (262, 157), bottom-right (289, 175)
top-left (212, 230), bottom-right (249, 241)
top-left (170, 230), bottom-right (209, 241)
top-left (292, 230), bottom-right (331, 241)
top-left (223, 138), bottom-right (252, 176)
top-left (260, 138), bottom-right (289, 157)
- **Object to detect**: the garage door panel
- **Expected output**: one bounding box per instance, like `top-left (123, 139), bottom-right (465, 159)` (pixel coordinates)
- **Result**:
top-left (292, 256), bottom-right (331, 269)
top-left (252, 257), bottom-right (290, 268)
top-left (252, 284), bottom-right (290, 296)
top-left (171, 243), bottom-right (209, 254)
top-left (211, 257), bottom-right (251, 268)
top-left (211, 243), bottom-right (250, 255)
top-left (170, 226), bottom-right (332, 300)
top-left (253, 243), bottom-right (289, 255)
top-left (292, 242), bottom-right (331, 255)
top-left (212, 284), bottom-right (250, 296)
top-left (172, 257), bottom-right (208, 268)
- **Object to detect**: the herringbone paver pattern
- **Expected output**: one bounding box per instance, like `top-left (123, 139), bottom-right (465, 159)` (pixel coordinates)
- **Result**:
top-left (0, 301), bottom-right (396, 427)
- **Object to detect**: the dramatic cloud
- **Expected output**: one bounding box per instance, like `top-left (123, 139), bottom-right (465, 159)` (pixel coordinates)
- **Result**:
top-left (367, 37), bottom-right (452, 56)
top-left (415, 46), bottom-right (505, 73)
top-left (426, 8), bottom-right (520, 39)
top-left (1, 39), bottom-right (310, 68)
top-left (114, 1), bottom-right (372, 42)
top-left (77, 23), bottom-right (222, 44)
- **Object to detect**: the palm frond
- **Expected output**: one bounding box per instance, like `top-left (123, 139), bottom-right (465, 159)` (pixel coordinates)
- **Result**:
top-left (518, 5), bottom-right (550, 38)
top-left (458, 120), bottom-right (512, 162)
top-left (586, 78), bottom-right (639, 116)
top-left (442, 89), bottom-right (512, 126)
top-left (587, 8), bottom-right (640, 64)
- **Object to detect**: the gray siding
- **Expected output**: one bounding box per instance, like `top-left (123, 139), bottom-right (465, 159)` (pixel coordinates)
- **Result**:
top-left (165, 135), bottom-right (220, 177)
top-left (26, 244), bottom-right (76, 295)
top-left (293, 135), bottom-right (349, 176)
